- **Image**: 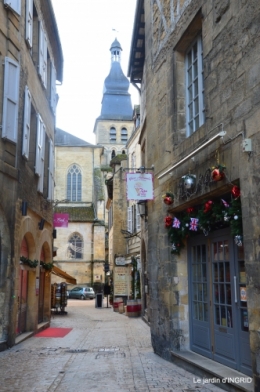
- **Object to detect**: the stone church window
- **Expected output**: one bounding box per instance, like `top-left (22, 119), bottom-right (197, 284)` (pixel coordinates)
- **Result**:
top-left (111, 150), bottom-right (116, 159)
top-left (110, 127), bottom-right (116, 141)
top-left (121, 127), bottom-right (128, 142)
top-left (67, 164), bottom-right (82, 201)
top-left (67, 233), bottom-right (83, 259)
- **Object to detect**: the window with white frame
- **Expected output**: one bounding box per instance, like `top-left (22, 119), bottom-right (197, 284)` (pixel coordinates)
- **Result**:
top-left (67, 233), bottom-right (83, 259)
top-left (121, 127), bottom-right (128, 143)
top-left (110, 127), bottom-right (116, 141)
top-left (186, 35), bottom-right (205, 136)
top-left (2, 57), bottom-right (20, 143)
top-left (67, 164), bottom-right (82, 201)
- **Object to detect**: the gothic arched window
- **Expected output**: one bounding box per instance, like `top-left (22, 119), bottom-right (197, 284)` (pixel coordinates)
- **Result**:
top-left (67, 164), bottom-right (82, 201)
top-left (111, 149), bottom-right (116, 159)
top-left (67, 233), bottom-right (83, 259)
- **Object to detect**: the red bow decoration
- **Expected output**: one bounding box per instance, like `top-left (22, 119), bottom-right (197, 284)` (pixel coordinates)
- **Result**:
top-left (164, 216), bottom-right (173, 228)
top-left (231, 186), bottom-right (240, 199)
top-left (204, 200), bottom-right (213, 213)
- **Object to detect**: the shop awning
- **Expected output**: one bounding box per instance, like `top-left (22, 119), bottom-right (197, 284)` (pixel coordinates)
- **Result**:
top-left (52, 266), bottom-right (77, 284)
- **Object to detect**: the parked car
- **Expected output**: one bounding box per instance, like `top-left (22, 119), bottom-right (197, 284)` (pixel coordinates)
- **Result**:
top-left (68, 287), bottom-right (96, 300)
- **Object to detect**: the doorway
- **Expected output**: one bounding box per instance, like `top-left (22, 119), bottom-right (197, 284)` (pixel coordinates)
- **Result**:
top-left (189, 229), bottom-right (251, 376)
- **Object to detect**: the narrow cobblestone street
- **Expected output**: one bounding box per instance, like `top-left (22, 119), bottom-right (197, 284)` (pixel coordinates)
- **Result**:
top-left (0, 300), bottom-right (224, 392)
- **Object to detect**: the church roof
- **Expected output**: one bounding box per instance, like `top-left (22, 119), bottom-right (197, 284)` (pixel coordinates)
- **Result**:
top-left (97, 39), bottom-right (133, 121)
top-left (55, 128), bottom-right (98, 147)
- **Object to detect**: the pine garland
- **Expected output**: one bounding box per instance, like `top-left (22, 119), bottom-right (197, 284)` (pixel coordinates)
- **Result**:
top-left (40, 261), bottom-right (54, 271)
top-left (20, 256), bottom-right (38, 268)
top-left (166, 196), bottom-right (243, 255)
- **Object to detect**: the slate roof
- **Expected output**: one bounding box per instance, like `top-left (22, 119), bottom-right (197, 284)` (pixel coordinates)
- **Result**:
top-left (55, 128), bottom-right (98, 147)
top-left (54, 205), bottom-right (95, 222)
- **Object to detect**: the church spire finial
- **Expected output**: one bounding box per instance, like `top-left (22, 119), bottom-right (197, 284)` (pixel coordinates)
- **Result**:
top-left (110, 36), bottom-right (122, 64)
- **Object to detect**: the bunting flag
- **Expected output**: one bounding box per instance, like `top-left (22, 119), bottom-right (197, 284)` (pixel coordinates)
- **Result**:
top-left (190, 218), bottom-right (199, 231)
top-left (172, 217), bottom-right (181, 228)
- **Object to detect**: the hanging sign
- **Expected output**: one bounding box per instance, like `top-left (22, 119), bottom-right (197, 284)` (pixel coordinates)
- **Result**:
top-left (53, 213), bottom-right (69, 228)
top-left (126, 173), bottom-right (154, 200)
top-left (115, 257), bottom-right (126, 265)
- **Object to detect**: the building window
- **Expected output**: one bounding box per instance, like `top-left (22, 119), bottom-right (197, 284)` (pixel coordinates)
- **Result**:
top-left (111, 149), bottom-right (116, 159)
top-left (110, 127), bottom-right (116, 141)
top-left (121, 127), bottom-right (128, 143)
top-left (186, 35), bottom-right (205, 136)
top-left (67, 233), bottom-right (83, 259)
top-left (67, 164), bottom-right (82, 201)
top-left (127, 204), bottom-right (140, 233)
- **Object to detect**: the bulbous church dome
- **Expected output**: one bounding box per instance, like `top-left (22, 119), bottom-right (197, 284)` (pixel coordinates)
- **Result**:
top-left (98, 38), bottom-right (133, 121)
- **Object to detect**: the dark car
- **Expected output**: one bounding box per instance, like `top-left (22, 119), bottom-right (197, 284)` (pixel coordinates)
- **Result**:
top-left (68, 286), bottom-right (95, 300)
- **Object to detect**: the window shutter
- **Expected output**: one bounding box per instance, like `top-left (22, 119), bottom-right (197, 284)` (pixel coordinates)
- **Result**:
top-left (37, 123), bottom-right (46, 193)
top-left (22, 86), bottom-right (31, 159)
top-left (127, 207), bottom-right (132, 233)
top-left (48, 138), bottom-right (54, 200)
top-left (25, 0), bottom-right (33, 48)
top-left (39, 22), bottom-right (47, 88)
top-left (4, 0), bottom-right (21, 15)
top-left (35, 114), bottom-right (44, 175)
top-left (136, 204), bottom-right (141, 231)
top-left (2, 57), bottom-right (20, 143)
top-left (50, 62), bottom-right (56, 113)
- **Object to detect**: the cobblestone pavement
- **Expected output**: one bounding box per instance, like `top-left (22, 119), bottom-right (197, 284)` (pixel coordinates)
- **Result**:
top-left (0, 299), bottom-right (223, 392)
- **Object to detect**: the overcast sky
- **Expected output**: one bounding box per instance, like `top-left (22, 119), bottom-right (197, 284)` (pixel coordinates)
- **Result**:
top-left (51, 0), bottom-right (139, 145)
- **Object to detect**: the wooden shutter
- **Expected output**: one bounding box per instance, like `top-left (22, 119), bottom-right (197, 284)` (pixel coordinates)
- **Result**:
top-left (35, 114), bottom-right (44, 175)
top-left (136, 204), bottom-right (141, 231)
top-left (48, 138), bottom-right (54, 200)
top-left (39, 22), bottom-right (47, 88)
top-left (25, 0), bottom-right (33, 47)
top-left (2, 57), bottom-right (20, 143)
top-left (22, 86), bottom-right (31, 159)
top-left (4, 0), bottom-right (21, 15)
top-left (50, 62), bottom-right (56, 113)
top-left (127, 207), bottom-right (132, 233)
top-left (37, 123), bottom-right (46, 193)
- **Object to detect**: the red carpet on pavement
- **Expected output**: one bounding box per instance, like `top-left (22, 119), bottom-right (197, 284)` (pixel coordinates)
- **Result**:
top-left (35, 327), bottom-right (72, 338)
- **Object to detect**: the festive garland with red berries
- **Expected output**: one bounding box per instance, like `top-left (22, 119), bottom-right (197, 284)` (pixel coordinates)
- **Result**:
top-left (164, 186), bottom-right (242, 255)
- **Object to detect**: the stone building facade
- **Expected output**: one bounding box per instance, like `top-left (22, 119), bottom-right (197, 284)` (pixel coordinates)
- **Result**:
top-left (0, 0), bottom-right (63, 349)
top-left (53, 129), bottom-right (106, 290)
top-left (129, 0), bottom-right (260, 389)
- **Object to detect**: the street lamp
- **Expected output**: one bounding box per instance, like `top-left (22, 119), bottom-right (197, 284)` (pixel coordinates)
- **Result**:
top-left (137, 200), bottom-right (147, 220)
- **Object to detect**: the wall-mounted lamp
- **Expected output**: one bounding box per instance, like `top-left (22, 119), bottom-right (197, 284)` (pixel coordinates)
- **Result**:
top-left (38, 219), bottom-right (45, 230)
top-left (21, 201), bottom-right (28, 216)
top-left (137, 200), bottom-right (147, 220)
top-left (53, 229), bottom-right (57, 239)
top-left (136, 166), bottom-right (146, 174)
